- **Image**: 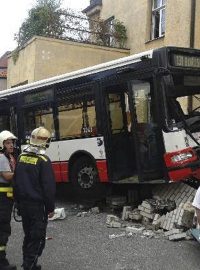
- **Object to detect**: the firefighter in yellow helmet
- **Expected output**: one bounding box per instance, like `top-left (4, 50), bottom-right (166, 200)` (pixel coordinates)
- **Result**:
top-left (0, 130), bottom-right (17, 270)
top-left (13, 127), bottom-right (56, 270)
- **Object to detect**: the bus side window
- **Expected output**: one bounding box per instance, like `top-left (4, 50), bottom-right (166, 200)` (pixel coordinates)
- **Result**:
top-left (57, 94), bottom-right (97, 139)
top-left (23, 106), bottom-right (55, 141)
top-left (0, 115), bottom-right (10, 130)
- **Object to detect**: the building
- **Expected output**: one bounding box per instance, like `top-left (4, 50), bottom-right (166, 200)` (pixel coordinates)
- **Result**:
top-left (7, 36), bottom-right (129, 89)
top-left (83, 0), bottom-right (200, 54)
top-left (0, 52), bottom-right (10, 90)
top-left (7, 0), bottom-right (200, 88)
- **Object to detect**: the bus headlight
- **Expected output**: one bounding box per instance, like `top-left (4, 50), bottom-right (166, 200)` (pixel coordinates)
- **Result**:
top-left (171, 152), bottom-right (193, 163)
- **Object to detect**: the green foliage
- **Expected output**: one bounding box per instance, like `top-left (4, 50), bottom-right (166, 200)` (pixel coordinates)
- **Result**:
top-left (11, 48), bottom-right (20, 64)
top-left (94, 18), bottom-right (127, 48)
top-left (14, 0), bottom-right (65, 47)
top-left (113, 20), bottom-right (127, 48)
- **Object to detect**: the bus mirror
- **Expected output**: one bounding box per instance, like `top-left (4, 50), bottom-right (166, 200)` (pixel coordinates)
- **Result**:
top-left (0, 98), bottom-right (8, 102)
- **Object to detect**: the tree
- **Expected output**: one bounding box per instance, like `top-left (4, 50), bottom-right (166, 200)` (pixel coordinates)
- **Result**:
top-left (15, 0), bottom-right (65, 47)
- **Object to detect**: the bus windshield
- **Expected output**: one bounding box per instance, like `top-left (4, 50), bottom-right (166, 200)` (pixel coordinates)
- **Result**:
top-left (165, 73), bottom-right (200, 144)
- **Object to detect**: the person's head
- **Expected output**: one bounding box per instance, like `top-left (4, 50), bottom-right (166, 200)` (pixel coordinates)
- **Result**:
top-left (30, 127), bottom-right (51, 149)
top-left (0, 130), bottom-right (17, 154)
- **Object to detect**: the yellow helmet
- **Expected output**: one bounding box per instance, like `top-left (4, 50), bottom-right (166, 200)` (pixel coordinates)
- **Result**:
top-left (0, 130), bottom-right (17, 150)
top-left (30, 127), bottom-right (51, 148)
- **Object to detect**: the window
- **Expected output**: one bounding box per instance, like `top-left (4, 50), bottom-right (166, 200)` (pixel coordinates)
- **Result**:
top-left (151, 0), bottom-right (166, 39)
top-left (0, 115), bottom-right (9, 130)
top-left (23, 106), bottom-right (55, 140)
top-left (58, 91), bottom-right (97, 139)
top-left (108, 93), bottom-right (124, 134)
top-left (133, 82), bottom-right (151, 124)
top-left (105, 16), bottom-right (115, 46)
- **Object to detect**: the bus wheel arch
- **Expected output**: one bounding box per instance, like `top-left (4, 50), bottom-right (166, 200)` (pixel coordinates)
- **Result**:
top-left (69, 152), bottom-right (99, 191)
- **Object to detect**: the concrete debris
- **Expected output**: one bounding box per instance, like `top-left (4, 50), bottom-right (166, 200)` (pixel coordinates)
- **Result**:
top-left (76, 211), bottom-right (89, 217)
top-left (141, 216), bottom-right (151, 226)
top-left (90, 207), bottom-right (100, 214)
top-left (168, 232), bottom-right (187, 241)
top-left (106, 214), bottom-right (119, 223)
top-left (128, 209), bottom-right (142, 221)
top-left (126, 225), bottom-right (145, 234)
top-left (107, 221), bottom-right (122, 228)
top-left (105, 183), bottom-right (197, 242)
top-left (106, 196), bottom-right (127, 209)
top-left (109, 232), bottom-right (126, 239)
top-left (152, 183), bottom-right (195, 206)
top-left (121, 206), bottom-right (132, 221)
top-left (106, 214), bottom-right (122, 228)
top-left (142, 230), bottom-right (155, 238)
top-left (48, 208), bottom-right (66, 221)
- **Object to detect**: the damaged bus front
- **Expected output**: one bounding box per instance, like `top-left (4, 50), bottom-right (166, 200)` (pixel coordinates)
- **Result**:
top-left (159, 47), bottom-right (200, 187)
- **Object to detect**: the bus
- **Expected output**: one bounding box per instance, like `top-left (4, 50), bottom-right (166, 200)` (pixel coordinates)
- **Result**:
top-left (1, 46), bottom-right (200, 193)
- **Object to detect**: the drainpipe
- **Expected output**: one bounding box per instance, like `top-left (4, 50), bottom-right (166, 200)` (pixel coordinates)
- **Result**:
top-left (190, 0), bottom-right (196, 48)
top-left (188, 0), bottom-right (196, 112)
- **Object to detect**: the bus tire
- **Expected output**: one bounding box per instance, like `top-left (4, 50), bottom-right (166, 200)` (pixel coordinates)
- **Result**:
top-left (71, 156), bottom-right (99, 193)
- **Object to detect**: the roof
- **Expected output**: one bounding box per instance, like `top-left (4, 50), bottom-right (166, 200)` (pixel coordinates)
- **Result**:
top-left (0, 49), bottom-right (153, 98)
top-left (82, 0), bottom-right (102, 13)
top-left (0, 51), bottom-right (11, 68)
top-left (0, 68), bottom-right (7, 78)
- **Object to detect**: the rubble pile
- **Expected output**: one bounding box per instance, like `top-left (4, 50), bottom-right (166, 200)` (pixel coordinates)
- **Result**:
top-left (106, 183), bottom-right (197, 241)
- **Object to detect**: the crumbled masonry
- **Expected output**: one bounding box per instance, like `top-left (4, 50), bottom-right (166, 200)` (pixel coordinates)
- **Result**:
top-left (106, 183), bottom-right (197, 241)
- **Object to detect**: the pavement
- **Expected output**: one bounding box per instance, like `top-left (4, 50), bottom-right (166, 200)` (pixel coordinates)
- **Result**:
top-left (6, 193), bottom-right (200, 270)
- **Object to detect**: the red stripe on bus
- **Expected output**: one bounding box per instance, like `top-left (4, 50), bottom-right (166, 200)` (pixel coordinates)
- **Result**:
top-left (52, 160), bottom-right (108, 183)
top-left (52, 162), bottom-right (62, 182)
top-left (52, 162), bottom-right (69, 183)
top-left (168, 167), bottom-right (200, 182)
top-left (96, 160), bottom-right (109, 182)
top-left (60, 161), bottom-right (68, 182)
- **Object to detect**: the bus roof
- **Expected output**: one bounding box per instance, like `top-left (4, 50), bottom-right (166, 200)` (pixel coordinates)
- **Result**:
top-left (0, 48), bottom-right (154, 98)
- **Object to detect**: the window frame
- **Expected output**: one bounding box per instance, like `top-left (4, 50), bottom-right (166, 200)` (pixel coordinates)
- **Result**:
top-left (105, 16), bottom-right (115, 46)
top-left (151, 0), bottom-right (166, 39)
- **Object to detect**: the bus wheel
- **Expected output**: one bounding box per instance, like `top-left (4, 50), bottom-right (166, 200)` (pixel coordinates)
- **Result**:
top-left (71, 157), bottom-right (99, 191)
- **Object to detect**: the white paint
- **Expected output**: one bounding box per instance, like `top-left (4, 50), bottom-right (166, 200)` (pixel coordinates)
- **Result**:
top-left (162, 129), bottom-right (188, 152)
top-left (46, 136), bottom-right (106, 162)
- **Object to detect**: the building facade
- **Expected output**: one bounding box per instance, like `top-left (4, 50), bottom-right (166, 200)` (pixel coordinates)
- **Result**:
top-left (0, 52), bottom-right (10, 90)
top-left (7, 36), bottom-right (129, 88)
top-left (7, 0), bottom-right (200, 88)
top-left (83, 0), bottom-right (200, 54)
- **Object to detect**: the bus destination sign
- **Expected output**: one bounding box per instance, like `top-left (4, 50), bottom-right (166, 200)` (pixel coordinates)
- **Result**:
top-left (171, 53), bottom-right (200, 68)
top-left (24, 89), bottom-right (54, 104)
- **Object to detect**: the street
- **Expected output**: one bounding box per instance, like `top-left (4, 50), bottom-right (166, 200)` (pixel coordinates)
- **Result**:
top-left (6, 188), bottom-right (200, 270)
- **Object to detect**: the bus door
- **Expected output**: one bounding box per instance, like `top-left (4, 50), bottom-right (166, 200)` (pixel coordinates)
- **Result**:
top-left (104, 83), bottom-right (136, 180)
top-left (128, 80), bottom-right (163, 181)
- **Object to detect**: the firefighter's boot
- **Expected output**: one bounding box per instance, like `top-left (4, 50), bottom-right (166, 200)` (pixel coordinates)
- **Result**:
top-left (23, 264), bottom-right (41, 270)
top-left (0, 256), bottom-right (17, 270)
top-left (0, 259), bottom-right (17, 270)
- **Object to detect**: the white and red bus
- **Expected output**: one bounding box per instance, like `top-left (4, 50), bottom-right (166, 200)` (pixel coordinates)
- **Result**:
top-left (1, 46), bottom-right (200, 193)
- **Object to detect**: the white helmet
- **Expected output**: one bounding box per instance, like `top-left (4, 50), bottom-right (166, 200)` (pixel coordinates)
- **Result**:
top-left (0, 130), bottom-right (17, 150)
top-left (30, 127), bottom-right (51, 148)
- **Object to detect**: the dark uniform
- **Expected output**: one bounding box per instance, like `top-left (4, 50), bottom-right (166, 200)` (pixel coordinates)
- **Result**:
top-left (0, 152), bottom-right (16, 270)
top-left (14, 150), bottom-right (56, 270)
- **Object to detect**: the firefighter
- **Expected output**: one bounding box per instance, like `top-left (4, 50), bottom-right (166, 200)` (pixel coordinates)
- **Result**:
top-left (0, 130), bottom-right (17, 270)
top-left (14, 127), bottom-right (56, 270)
